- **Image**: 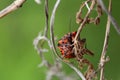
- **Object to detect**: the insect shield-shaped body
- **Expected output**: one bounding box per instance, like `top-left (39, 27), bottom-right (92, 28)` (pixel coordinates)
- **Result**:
top-left (58, 31), bottom-right (77, 58)
top-left (58, 31), bottom-right (94, 59)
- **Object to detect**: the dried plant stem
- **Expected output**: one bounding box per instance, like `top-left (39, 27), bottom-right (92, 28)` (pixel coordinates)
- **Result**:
top-left (97, 0), bottom-right (120, 35)
top-left (74, 0), bottom-right (96, 40)
top-left (49, 0), bottom-right (86, 79)
top-left (33, 0), bottom-right (50, 68)
top-left (0, 0), bottom-right (26, 18)
top-left (50, 0), bottom-right (61, 59)
top-left (99, 0), bottom-right (111, 80)
top-left (67, 63), bottom-right (86, 80)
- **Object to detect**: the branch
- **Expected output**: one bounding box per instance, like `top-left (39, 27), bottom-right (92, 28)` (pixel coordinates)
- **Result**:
top-left (33, 0), bottom-right (51, 68)
top-left (97, 0), bottom-right (120, 35)
top-left (99, 0), bottom-right (111, 80)
top-left (49, 0), bottom-right (86, 79)
top-left (0, 0), bottom-right (26, 18)
top-left (49, 0), bottom-right (61, 59)
top-left (74, 0), bottom-right (96, 40)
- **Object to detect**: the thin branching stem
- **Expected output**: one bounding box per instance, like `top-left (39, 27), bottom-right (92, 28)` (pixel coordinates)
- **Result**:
top-left (0, 0), bottom-right (26, 18)
top-left (33, 0), bottom-right (51, 68)
top-left (74, 0), bottom-right (96, 41)
top-left (99, 0), bottom-right (111, 80)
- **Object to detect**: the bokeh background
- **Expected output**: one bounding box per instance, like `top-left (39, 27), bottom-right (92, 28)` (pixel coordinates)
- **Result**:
top-left (0, 0), bottom-right (120, 80)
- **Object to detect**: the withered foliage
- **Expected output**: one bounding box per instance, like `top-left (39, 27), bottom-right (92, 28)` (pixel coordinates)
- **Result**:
top-left (73, 0), bottom-right (103, 79)
top-left (0, 0), bottom-right (118, 80)
top-left (76, 0), bottom-right (102, 25)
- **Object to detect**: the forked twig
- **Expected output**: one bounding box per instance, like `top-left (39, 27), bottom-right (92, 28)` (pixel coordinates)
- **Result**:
top-left (99, 0), bottom-right (111, 80)
top-left (0, 0), bottom-right (26, 18)
top-left (74, 0), bottom-right (96, 41)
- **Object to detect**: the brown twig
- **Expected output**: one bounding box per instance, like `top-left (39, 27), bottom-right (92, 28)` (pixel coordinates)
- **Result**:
top-left (99, 0), bottom-right (111, 80)
top-left (0, 0), bottom-right (26, 18)
top-left (74, 0), bottom-right (96, 41)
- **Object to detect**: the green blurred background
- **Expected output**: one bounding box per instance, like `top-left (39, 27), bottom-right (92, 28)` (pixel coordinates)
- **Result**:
top-left (0, 0), bottom-right (120, 80)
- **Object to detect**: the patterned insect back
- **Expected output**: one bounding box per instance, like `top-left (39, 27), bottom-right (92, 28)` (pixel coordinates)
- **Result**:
top-left (58, 31), bottom-right (96, 80)
top-left (58, 31), bottom-right (94, 59)
top-left (58, 31), bottom-right (77, 58)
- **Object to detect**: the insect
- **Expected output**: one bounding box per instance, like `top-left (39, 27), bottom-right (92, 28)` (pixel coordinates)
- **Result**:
top-left (57, 31), bottom-right (94, 59)
top-left (58, 31), bottom-right (96, 79)
top-left (58, 31), bottom-right (77, 58)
